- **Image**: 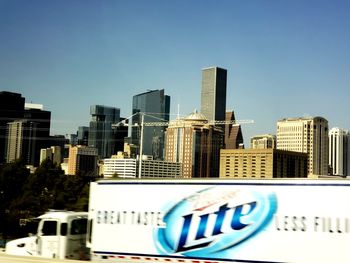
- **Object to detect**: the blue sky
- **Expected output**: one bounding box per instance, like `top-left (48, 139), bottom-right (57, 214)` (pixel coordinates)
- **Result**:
top-left (1, 0), bottom-right (349, 144)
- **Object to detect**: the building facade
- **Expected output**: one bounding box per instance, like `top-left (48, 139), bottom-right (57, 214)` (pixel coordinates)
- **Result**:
top-left (131, 89), bottom-right (170, 160)
top-left (0, 92), bottom-right (25, 163)
top-left (68, 145), bottom-right (98, 176)
top-left (88, 105), bottom-right (120, 158)
top-left (276, 117), bottom-right (329, 177)
top-left (77, 126), bottom-right (89, 146)
top-left (40, 146), bottom-right (62, 165)
top-left (24, 103), bottom-right (51, 165)
top-left (103, 155), bottom-right (181, 178)
top-left (165, 111), bottom-right (223, 178)
top-left (200, 67), bottom-right (227, 122)
top-left (251, 134), bottom-right (276, 149)
top-left (5, 120), bottom-right (37, 164)
top-left (329, 127), bottom-right (350, 176)
top-left (220, 149), bottom-right (308, 179)
top-left (224, 111), bottom-right (244, 149)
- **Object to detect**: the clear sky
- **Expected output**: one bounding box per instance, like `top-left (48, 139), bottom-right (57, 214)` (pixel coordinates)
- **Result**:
top-left (1, 0), bottom-right (349, 144)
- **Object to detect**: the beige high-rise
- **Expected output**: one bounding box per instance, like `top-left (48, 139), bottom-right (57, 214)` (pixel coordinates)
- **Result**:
top-left (165, 111), bottom-right (223, 178)
top-left (276, 117), bottom-right (329, 177)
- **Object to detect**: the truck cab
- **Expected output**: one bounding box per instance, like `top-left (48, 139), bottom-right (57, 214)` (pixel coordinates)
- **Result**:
top-left (5, 211), bottom-right (90, 260)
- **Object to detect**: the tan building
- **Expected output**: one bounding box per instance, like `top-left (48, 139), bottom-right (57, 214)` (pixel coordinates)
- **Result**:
top-left (220, 148), bottom-right (307, 179)
top-left (40, 146), bottom-right (62, 165)
top-left (68, 145), bottom-right (98, 176)
top-left (165, 111), bottom-right (223, 178)
top-left (276, 117), bottom-right (329, 177)
top-left (251, 134), bottom-right (276, 149)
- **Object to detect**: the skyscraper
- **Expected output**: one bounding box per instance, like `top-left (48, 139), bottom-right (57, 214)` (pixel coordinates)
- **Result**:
top-left (131, 89), bottom-right (170, 160)
top-left (329, 127), bottom-right (350, 176)
top-left (165, 111), bottom-right (223, 178)
top-left (224, 110), bottom-right (244, 149)
top-left (24, 103), bottom-right (51, 166)
top-left (276, 117), bottom-right (329, 177)
top-left (200, 67), bottom-right (227, 122)
top-left (88, 105), bottom-right (120, 158)
top-left (77, 126), bottom-right (89, 146)
top-left (0, 91), bottom-right (25, 163)
top-left (5, 120), bottom-right (37, 164)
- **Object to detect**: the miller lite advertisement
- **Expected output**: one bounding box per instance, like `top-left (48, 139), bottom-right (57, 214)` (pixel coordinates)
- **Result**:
top-left (89, 180), bottom-right (350, 263)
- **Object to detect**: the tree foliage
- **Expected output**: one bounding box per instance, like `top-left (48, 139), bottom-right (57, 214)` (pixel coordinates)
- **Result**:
top-left (0, 159), bottom-right (93, 239)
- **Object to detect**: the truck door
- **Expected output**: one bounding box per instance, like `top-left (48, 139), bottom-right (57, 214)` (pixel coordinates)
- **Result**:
top-left (37, 219), bottom-right (60, 258)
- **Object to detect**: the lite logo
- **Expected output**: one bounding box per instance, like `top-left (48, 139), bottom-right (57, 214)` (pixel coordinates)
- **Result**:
top-left (156, 187), bottom-right (277, 258)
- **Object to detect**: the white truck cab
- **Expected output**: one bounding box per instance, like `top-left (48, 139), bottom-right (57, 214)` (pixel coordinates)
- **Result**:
top-left (5, 211), bottom-right (90, 260)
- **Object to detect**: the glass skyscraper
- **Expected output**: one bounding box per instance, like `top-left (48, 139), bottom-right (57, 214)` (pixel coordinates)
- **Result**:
top-left (88, 105), bottom-right (120, 158)
top-left (200, 67), bottom-right (227, 122)
top-left (131, 89), bottom-right (170, 160)
top-left (0, 92), bottom-right (25, 163)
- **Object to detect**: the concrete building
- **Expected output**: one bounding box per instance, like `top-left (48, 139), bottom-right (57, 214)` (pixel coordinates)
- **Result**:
top-left (88, 105), bottom-right (120, 158)
top-left (5, 120), bottom-right (37, 164)
top-left (131, 89), bottom-right (170, 160)
top-left (251, 134), bottom-right (276, 149)
top-left (103, 154), bottom-right (181, 178)
top-left (224, 110), bottom-right (244, 149)
top-left (68, 145), bottom-right (98, 176)
top-left (40, 146), bottom-right (62, 165)
top-left (200, 67), bottom-right (227, 122)
top-left (220, 149), bottom-right (308, 179)
top-left (0, 91), bottom-right (25, 163)
top-left (276, 117), bottom-right (329, 177)
top-left (329, 127), bottom-right (350, 176)
top-left (165, 111), bottom-right (223, 178)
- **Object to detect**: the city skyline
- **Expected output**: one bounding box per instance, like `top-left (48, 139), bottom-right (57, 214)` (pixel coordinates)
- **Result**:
top-left (1, 1), bottom-right (350, 143)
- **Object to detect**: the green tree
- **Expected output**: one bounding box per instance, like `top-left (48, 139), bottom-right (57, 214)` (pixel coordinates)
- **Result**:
top-left (0, 160), bottom-right (30, 239)
top-left (1, 158), bottom-right (92, 239)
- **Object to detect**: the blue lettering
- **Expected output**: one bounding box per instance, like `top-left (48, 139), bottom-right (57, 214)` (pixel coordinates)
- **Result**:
top-left (176, 202), bottom-right (257, 253)
top-left (231, 202), bottom-right (257, 230)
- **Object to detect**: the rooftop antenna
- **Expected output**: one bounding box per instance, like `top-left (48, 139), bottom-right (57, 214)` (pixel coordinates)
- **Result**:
top-left (177, 104), bottom-right (180, 119)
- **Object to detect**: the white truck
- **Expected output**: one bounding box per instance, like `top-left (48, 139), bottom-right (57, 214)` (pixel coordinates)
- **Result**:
top-left (87, 179), bottom-right (350, 263)
top-left (5, 211), bottom-right (90, 260)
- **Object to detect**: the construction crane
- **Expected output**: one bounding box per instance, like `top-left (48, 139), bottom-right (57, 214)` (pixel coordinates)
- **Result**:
top-left (112, 112), bottom-right (254, 178)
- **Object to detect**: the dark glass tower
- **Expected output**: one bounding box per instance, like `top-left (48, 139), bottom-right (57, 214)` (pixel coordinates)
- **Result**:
top-left (200, 67), bottom-right (227, 122)
top-left (131, 89), bottom-right (170, 160)
top-left (88, 105), bottom-right (120, 158)
top-left (0, 92), bottom-right (25, 164)
top-left (24, 105), bottom-right (51, 166)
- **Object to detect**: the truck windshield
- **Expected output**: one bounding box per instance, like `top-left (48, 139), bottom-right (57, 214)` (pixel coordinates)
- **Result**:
top-left (42, 221), bottom-right (57, 236)
top-left (70, 218), bottom-right (87, 235)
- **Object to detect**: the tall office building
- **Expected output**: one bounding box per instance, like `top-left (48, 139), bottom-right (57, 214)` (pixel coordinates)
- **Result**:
top-left (224, 110), bottom-right (243, 149)
top-left (24, 103), bottom-right (51, 166)
top-left (88, 105), bottom-right (120, 158)
top-left (0, 91), bottom-right (25, 163)
top-left (5, 120), bottom-right (37, 164)
top-left (276, 117), bottom-right (329, 177)
top-left (165, 111), bottom-right (223, 178)
top-left (131, 89), bottom-right (170, 160)
top-left (200, 67), bottom-right (227, 122)
top-left (329, 127), bottom-right (350, 176)
top-left (77, 126), bottom-right (89, 146)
